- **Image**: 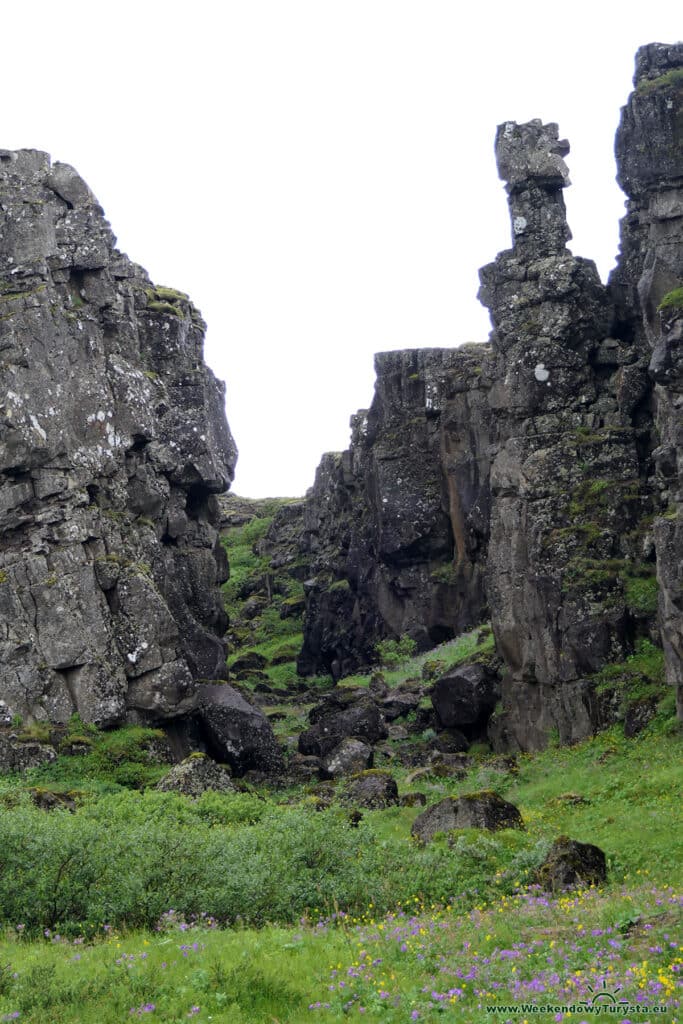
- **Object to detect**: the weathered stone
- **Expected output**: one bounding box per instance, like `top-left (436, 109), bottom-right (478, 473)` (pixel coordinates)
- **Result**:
top-left (231, 651), bottom-right (268, 675)
top-left (426, 750), bottom-right (470, 778)
top-left (536, 836), bottom-right (607, 891)
top-left (431, 663), bottom-right (499, 730)
top-left (156, 754), bottom-right (235, 797)
top-left (286, 752), bottom-right (322, 783)
top-left (609, 43), bottom-right (683, 719)
top-left (380, 691), bottom-right (421, 721)
top-left (321, 737), bottom-right (373, 778)
top-left (399, 791), bottom-right (427, 807)
top-left (624, 698), bottom-right (659, 737)
top-left (0, 150), bottom-right (236, 728)
top-left (299, 692), bottom-right (388, 758)
top-left (0, 733), bottom-right (57, 773)
top-left (197, 684), bottom-right (284, 776)
top-left (434, 731), bottom-right (470, 754)
top-left (294, 46), bottom-right (683, 747)
top-left (29, 787), bottom-right (77, 812)
top-left (411, 792), bottom-right (523, 843)
top-left (344, 770), bottom-right (399, 809)
top-left (298, 344), bottom-right (496, 679)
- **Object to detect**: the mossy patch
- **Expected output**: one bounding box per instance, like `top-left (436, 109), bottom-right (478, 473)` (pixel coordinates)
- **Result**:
top-left (636, 68), bottom-right (683, 94)
top-left (658, 286), bottom-right (683, 313)
top-left (144, 285), bottom-right (191, 319)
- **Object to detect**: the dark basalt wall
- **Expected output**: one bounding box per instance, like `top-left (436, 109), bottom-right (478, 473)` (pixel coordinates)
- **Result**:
top-left (0, 150), bottom-right (237, 727)
top-left (298, 345), bottom-right (496, 679)
top-left (298, 42), bottom-right (683, 745)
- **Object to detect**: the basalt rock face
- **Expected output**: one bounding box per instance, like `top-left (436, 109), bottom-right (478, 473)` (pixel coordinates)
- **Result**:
top-left (0, 149), bottom-right (237, 727)
top-left (610, 42), bottom-right (683, 717)
top-left (479, 117), bottom-right (657, 750)
top-left (298, 346), bottom-right (496, 678)
top-left (299, 43), bottom-right (683, 748)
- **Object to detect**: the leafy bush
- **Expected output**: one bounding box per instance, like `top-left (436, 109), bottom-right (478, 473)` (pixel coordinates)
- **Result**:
top-left (375, 635), bottom-right (418, 668)
top-left (0, 787), bottom-right (542, 936)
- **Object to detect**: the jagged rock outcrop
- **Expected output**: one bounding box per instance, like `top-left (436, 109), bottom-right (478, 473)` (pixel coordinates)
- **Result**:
top-left (298, 345), bottom-right (496, 678)
top-left (0, 149), bottom-right (236, 727)
top-left (298, 42), bottom-right (682, 747)
top-left (609, 42), bottom-right (683, 716)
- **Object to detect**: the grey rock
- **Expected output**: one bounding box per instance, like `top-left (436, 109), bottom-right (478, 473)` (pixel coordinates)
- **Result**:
top-left (380, 691), bottom-right (421, 721)
top-left (399, 791), bottom-right (427, 807)
top-left (156, 754), bottom-right (235, 797)
top-left (411, 793), bottom-right (523, 843)
top-left (321, 737), bottom-right (373, 778)
top-left (0, 149), bottom-right (236, 728)
top-left (298, 694), bottom-right (388, 758)
top-left (286, 752), bottom-right (323, 783)
top-left (431, 663), bottom-right (499, 729)
top-left (197, 683), bottom-right (284, 776)
top-left (0, 732), bottom-right (57, 773)
top-left (344, 770), bottom-right (399, 809)
top-left (536, 837), bottom-right (607, 891)
top-left (297, 344), bottom-right (496, 679)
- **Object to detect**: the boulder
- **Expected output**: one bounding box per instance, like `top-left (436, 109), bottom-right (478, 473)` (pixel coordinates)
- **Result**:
top-left (29, 788), bottom-right (77, 812)
top-left (230, 651), bottom-right (268, 675)
top-left (156, 754), bottom-right (235, 797)
top-left (380, 691), bottom-right (421, 721)
top-left (434, 730), bottom-right (470, 754)
top-left (536, 837), bottom-right (607, 891)
top-left (298, 695), bottom-right (387, 758)
top-left (286, 753), bottom-right (323, 784)
top-left (345, 771), bottom-right (399, 809)
top-left (399, 791), bottom-right (427, 807)
top-left (427, 751), bottom-right (470, 778)
top-left (197, 684), bottom-right (284, 775)
top-left (431, 664), bottom-right (499, 729)
top-left (321, 737), bottom-right (373, 778)
top-left (0, 733), bottom-right (57, 773)
top-left (411, 792), bottom-right (523, 843)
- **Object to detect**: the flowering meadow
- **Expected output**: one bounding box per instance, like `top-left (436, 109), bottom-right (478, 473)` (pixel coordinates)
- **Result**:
top-left (0, 719), bottom-right (680, 1021)
top-left (0, 882), bottom-right (679, 1022)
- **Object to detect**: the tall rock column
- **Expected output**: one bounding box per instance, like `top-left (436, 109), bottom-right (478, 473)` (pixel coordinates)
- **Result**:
top-left (610, 42), bottom-right (683, 716)
top-left (479, 121), bottom-right (654, 749)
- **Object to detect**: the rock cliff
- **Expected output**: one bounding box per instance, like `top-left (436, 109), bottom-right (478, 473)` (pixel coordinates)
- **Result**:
top-left (0, 150), bottom-right (236, 727)
top-left (298, 345), bottom-right (496, 679)
top-left (299, 42), bottom-right (683, 746)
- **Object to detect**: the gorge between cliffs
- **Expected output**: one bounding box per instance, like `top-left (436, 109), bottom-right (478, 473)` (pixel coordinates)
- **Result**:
top-left (0, 38), bottom-right (680, 1024)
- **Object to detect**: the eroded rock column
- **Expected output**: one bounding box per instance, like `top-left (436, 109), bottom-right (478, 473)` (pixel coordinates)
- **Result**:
top-left (479, 121), bottom-right (654, 749)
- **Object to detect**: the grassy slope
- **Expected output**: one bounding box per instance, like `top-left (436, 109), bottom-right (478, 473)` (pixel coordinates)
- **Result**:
top-left (221, 499), bottom-right (314, 690)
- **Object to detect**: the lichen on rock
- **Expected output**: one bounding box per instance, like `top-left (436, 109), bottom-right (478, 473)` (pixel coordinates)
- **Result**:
top-left (0, 149), bottom-right (237, 727)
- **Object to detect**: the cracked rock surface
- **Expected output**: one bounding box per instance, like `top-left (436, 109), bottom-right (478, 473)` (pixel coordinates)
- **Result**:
top-left (0, 149), bottom-right (237, 726)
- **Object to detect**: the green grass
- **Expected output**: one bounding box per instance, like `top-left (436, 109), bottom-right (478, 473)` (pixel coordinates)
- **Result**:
top-left (0, 881), bottom-right (679, 1022)
top-left (6, 723), bottom-right (169, 796)
top-left (339, 625), bottom-right (495, 690)
top-left (0, 721), bottom-right (680, 1021)
top-left (221, 502), bottom-right (312, 690)
top-left (637, 67), bottom-right (683, 94)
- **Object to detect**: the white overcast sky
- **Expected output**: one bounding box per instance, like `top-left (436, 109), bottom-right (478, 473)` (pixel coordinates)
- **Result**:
top-left (2, 2), bottom-right (680, 496)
